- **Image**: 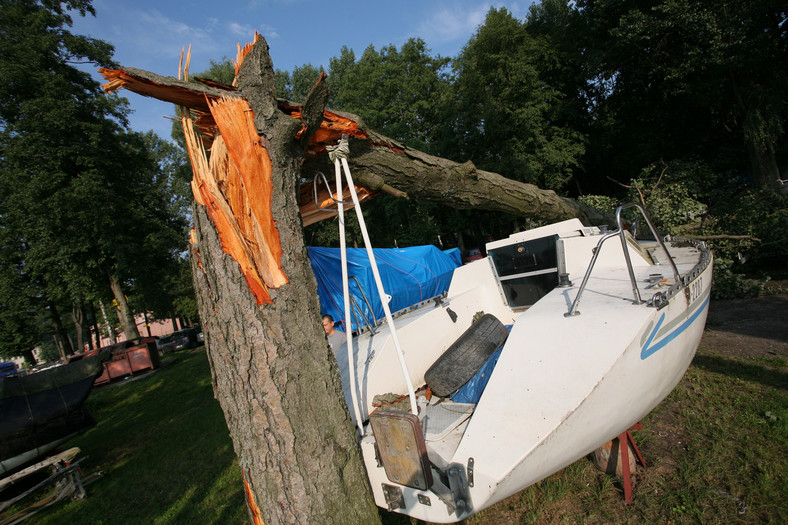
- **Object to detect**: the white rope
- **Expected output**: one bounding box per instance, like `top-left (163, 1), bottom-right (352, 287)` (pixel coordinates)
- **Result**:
top-left (333, 136), bottom-right (418, 417)
top-left (326, 139), bottom-right (350, 163)
top-left (333, 150), bottom-right (365, 434)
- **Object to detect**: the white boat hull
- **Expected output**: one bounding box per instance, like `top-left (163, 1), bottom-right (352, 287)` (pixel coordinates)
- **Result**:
top-left (336, 217), bottom-right (713, 522)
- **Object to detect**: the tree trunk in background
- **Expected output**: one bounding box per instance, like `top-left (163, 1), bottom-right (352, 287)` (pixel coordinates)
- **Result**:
top-left (87, 301), bottom-right (98, 350)
top-left (190, 41), bottom-right (381, 525)
top-left (169, 308), bottom-right (179, 332)
top-left (142, 311), bottom-right (152, 337)
top-left (98, 299), bottom-right (116, 343)
top-left (746, 138), bottom-right (784, 195)
top-left (71, 299), bottom-right (85, 353)
top-left (105, 267), bottom-right (140, 341)
top-left (47, 301), bottom-right (73, 356)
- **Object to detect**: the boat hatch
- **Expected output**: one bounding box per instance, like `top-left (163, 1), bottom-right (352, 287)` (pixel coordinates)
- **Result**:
top-left (488, 234), bottom-right (560, 308)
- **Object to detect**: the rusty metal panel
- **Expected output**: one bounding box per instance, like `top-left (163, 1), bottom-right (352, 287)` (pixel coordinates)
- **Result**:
top-left (127, 348), bottom-right (154, 373)
top-left (93, 366), bottom-right (110, 386)
top-left (370, 410), bottom-right (433, 490)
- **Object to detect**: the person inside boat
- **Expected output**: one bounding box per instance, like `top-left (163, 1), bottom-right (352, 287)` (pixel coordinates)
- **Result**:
top-left (322, 315), bottom-right (345, 355)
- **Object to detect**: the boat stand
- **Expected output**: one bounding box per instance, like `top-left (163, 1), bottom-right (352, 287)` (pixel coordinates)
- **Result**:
top-left (0, 449), bottom-right (102, 525)
top-left (618, 422), bottom-right (647, 505)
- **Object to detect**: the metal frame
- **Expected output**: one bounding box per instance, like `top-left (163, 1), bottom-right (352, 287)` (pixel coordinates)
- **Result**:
top-left (565, 203), bottom-right (682, 317)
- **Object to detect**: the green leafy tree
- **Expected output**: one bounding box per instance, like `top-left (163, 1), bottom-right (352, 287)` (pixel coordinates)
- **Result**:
top-left (0, 227), bottom-right (39, 362)
top-left (0, 0), bottom-right (193, 356)
top-left (0, 0), bottom-right (134, 347)
top-left (450, 7), bottom-right (587, 192)
top-left (312, 39), bottom-right (458, 249)
top-left (326, 46), bottom-right (356, 105)
top-left (578, 0), bottom-right (788, 195)
top-left (290, 64), bottom-right (325, 101)
top-left (196, 57), bottom-right (235, 85)
top-left (330, 38), bottom-right (451, 152)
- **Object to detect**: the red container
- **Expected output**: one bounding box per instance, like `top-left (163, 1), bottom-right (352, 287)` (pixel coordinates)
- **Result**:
top-left (106, 358), bottom-right (132, 380)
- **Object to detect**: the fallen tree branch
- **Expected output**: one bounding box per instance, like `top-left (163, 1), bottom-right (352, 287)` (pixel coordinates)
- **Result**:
top-left (682, 234), bottom-right (762, 242)
top-left (100, 65), bottom-right (612, 226)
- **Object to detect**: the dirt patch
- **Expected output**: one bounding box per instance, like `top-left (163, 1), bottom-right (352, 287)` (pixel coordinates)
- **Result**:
top-left (700, 281), bottom-right (788, 358)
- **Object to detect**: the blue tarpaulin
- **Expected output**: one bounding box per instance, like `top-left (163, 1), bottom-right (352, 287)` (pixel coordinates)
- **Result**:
top-left (308, 246), bottom-right (461, 332)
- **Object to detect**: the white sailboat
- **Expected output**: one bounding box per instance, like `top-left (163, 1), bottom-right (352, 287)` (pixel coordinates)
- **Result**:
top-left (322, 138), bottom-right (713, 523)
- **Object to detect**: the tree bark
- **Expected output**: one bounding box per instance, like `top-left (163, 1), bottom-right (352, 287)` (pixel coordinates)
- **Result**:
top-left (98, 299), bottom-right (116, 343)
top-left (189, 40), bottom-right (380, 525)
top-left (746, 137), bottom-right (785, 195)
top-left (86, 301), bottom-right (97, 351)
top-left (302, 126), bottom-right (610, 225)
top-left (71, 299), bottom-right (85, 353)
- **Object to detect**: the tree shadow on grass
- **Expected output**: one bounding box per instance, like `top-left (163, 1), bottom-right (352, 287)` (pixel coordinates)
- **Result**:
top-left (692, 354), bottom-right (788, 390)
top-left (706, 295), bottom-right (788, 345)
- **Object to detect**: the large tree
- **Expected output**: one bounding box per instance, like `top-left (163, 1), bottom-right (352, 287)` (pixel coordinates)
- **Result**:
top-left (0, 0), bottom-right (139, 345)
top-left (0, 0), bottom-right (192, 354)
top-left (450, 7), bottom-right (587, 192)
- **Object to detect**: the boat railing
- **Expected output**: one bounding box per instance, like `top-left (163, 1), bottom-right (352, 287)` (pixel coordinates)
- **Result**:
top-left (565, 203), bottom-right (682, 317)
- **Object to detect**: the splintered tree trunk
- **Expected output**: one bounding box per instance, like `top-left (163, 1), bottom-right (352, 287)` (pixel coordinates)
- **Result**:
top-left (188, 40), bottom-right (380, 524)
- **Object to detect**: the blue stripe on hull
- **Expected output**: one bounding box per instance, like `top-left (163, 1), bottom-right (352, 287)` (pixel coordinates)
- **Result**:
top-left (641, 294), bottom-right (710, 360)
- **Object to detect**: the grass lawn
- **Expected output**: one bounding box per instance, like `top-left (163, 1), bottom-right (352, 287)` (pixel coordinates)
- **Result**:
top-left (34, 350), bottom-right (248, 525)
top-left (16, 308), bottom-right (788, 525)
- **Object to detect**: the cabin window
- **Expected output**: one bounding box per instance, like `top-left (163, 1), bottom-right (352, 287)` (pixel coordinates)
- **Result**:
top-left (489, 235), bottom-right (559, 308)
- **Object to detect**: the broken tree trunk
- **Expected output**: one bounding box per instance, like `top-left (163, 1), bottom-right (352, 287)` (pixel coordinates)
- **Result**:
top-left (301, 126), bottom-right (608, 225)
top-left (99, 65), bottom-right (608, 229)
top-left (182, 38), bottom-right (379, 524)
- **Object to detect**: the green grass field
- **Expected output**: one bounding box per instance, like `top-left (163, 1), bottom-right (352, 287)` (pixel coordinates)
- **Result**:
top-left (13, 339), bottom-right (788, 525)
top-left (34, 350), bottom-right (247, 525)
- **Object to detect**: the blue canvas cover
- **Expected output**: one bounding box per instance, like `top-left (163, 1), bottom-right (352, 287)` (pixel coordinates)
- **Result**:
top-left (308, 246), bottom-right (461, 332)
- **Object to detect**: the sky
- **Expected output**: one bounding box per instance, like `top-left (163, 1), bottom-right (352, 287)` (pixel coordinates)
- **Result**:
top-left (70, 0), bottom-right (534, 139)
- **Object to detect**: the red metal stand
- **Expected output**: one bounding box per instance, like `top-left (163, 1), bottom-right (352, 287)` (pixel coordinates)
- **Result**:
top-left (618, 422), bottom-right (647, 505)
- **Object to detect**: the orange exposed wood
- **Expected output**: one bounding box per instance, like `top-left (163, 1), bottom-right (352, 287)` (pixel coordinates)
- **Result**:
top-left (299, 181), bottom-right (376, 227)
top-left (181, 107), bottom-right (274, 305)
top-left (99, 66), bottom-right (377, 233)
top-left (242, 472), bottom-right (266, 525)
top-left (278, 102), bottom-right (369, 155)
top-left (208, 95), bottom-right (287, 289)
top-left (233, 31), bottom-right (261, 81)
top-left (99, 68), bottom-right (371, 157)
